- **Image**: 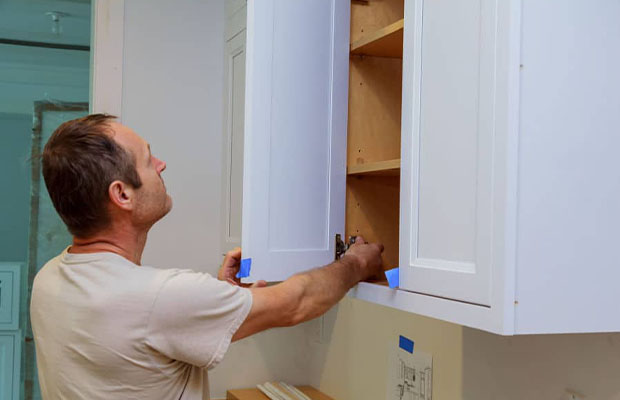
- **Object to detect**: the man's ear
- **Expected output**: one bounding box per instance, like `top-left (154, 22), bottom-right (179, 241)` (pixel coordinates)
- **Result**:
top-left (108, 180), bottom-right (135, 211)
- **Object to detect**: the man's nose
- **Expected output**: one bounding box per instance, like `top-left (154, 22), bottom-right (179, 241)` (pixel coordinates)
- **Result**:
top-left (154, 157), bottom-right (166, 173)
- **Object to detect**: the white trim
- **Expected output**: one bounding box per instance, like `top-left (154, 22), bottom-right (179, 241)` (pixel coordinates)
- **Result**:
top-left (493, 0), bottom-right (522, 336)
top-left (90, 0), bottom-right (124, 118)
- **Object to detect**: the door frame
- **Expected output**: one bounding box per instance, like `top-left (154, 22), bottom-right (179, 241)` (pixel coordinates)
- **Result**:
top-left (90, 0), bottom-right (125, 117)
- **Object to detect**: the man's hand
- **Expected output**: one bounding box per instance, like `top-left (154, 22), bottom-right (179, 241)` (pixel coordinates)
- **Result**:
top-left (232, 235), bottom-right (384, 341)
top-left (217, 247), bottom-right (267, 288)
top-left (341, 236), bottom-right (384, 281)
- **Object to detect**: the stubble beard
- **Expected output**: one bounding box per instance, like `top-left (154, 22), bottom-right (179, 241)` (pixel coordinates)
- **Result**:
top-left (135, 184), bottom-right (172, 229)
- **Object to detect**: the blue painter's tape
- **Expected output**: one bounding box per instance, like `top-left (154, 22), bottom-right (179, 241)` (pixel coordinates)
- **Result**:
top-left (385, 267), bottom-right (399, 288)
top-left (236, 258), bottom-right (252, 279)
top-left (399, 335), bottom-right (414, 354)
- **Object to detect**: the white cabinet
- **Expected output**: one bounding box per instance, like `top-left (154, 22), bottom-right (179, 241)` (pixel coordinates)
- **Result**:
top-left (238, 0), bottom-right (620, 335)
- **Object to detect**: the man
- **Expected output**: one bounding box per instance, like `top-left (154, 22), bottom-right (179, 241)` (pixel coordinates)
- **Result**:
top-left (30, 114), bottom-right (384, 399)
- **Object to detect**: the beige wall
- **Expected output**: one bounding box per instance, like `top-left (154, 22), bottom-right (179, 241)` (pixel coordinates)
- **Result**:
top-left (317, 297), bottom-right (463, 400)
top-left (317, 297), bottom-right (620, 400)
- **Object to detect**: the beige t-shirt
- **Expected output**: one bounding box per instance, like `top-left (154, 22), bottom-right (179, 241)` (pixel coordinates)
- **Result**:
top-left (30, 248), bottom-right (252, 400)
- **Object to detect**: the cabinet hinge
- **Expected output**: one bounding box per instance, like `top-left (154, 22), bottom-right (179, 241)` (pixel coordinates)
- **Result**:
top-left (335, 234), bottom-right (357, 260)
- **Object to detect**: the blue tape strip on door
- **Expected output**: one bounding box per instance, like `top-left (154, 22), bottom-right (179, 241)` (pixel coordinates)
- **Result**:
top-left (385, 267), bottom-right (399, 288)
top-left (236, 258), bottom-right (252, 279)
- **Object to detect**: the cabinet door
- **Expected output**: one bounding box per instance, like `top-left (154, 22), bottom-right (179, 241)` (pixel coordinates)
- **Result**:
top-left (221, 27), bottom-right (247, 254)
top-left (0, 263), bottom-right (20, 331)
top-left (400, 0), bottom-right (503, 305)
top-left (241, 0), bottom-right (349, 281)
top-left (0, 332), bottom-right (20, 400)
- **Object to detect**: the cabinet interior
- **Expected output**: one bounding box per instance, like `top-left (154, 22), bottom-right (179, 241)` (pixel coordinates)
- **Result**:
top-left (346, 0), bottom-right (404, 274)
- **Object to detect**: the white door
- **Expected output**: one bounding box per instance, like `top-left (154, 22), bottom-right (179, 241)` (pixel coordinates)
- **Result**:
top-left (241, 0), bottom-right (349, 281)
top-left (221, 23), bottom-right (247, 254)
top-left (400, 0), bottom-right (503, 305)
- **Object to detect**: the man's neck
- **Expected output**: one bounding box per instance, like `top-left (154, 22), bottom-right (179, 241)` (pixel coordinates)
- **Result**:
top-left (70, 224), bottom-right (148, 265)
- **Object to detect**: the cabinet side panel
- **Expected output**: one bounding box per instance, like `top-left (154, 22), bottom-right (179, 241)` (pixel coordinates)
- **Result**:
top-left (516, 0), bottom-right (620, 333)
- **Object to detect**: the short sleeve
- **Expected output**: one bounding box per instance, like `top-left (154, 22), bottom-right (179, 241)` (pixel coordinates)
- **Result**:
top-left (145, 270), bottom-right (252, 369)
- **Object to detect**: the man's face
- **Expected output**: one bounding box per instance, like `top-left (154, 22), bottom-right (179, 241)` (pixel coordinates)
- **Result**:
top-left (109, 122), bottom-right (172, 227)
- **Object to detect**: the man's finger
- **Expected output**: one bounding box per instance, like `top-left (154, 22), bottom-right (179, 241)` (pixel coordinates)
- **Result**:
top-left (226, 278), bottom-right (239, 286)
top-left (226, 247), bottom-right (242, 260)
top-left (354, 236), bottom-right (366, 244)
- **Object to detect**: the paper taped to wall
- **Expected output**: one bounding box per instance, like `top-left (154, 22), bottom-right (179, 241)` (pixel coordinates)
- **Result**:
top-left (386, 339), bottom-right (433, 400)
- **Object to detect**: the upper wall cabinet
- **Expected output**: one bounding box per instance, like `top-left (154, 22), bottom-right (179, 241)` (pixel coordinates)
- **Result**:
top-left (238, 0), bottom-right (620, 335)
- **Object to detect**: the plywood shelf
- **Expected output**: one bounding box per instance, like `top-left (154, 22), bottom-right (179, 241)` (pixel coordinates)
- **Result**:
top-left (347, 159), bottom-right (400, 176)
top-left (350, 19), bottom-right (404, 58)
top-left (227, 386), bottom-right (333, 400)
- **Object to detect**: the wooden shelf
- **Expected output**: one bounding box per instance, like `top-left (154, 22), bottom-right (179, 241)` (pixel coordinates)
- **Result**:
top-left (227, 386), bottom-right (333, 400)
top-left (350, 19), bottom-right (404, 58)
top-left (347, 159), bottom-right (400, 176)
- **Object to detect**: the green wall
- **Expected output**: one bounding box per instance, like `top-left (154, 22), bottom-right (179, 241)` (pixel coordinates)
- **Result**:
top-left (0, 113), bottom-right (32, 262)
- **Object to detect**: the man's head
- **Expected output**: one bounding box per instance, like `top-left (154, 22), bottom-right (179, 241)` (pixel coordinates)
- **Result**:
top-left (42, 114), bottom-right (172, 238)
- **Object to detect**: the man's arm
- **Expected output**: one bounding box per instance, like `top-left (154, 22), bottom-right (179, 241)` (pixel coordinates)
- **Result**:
top-left (232, 237), bottom-right (383, 341)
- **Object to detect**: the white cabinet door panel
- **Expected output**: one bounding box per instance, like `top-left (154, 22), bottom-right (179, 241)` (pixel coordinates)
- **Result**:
top-left (242, 0), bottom-right (349, 281)
top-left (221, 30), bottom-right (246, 253)
top-left (400, 0), bottom-right (502, 305)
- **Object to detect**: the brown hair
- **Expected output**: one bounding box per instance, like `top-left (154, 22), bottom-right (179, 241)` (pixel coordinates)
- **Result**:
top-left (42, 114), bottom-right (142, 238)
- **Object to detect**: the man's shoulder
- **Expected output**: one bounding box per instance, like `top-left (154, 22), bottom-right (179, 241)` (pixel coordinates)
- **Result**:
top-left (32, 251), bottom-right (195, 294)
top-left (32, 253), bottom-right (64, 285)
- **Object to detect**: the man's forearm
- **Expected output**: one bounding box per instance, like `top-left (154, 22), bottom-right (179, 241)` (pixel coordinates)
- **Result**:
top-left (236, 239), bottom-right (382, 339)
top-left (283, 255), bottom-right (365, 324)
